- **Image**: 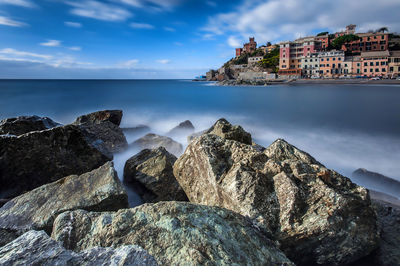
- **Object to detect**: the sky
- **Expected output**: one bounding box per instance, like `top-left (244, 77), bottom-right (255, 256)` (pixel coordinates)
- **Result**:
top-left (1, 0), bottom-right (400, 79)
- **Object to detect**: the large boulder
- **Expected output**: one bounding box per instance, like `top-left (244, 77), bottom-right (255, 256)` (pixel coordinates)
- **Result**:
top-left (206, 118), bottom-right (252, 145)
top-left (52, 202), bottom-right (294, 265)
top-left (0, 125), bottom-right (111, 199)
top-left (123, 147), bottom-right (187, 203)
top-left (0, 230), bottom-right (157, 266)
top-left (167, 120), bottom-right (195, 135)
top-left (75, 110), bottom-right (123, 126)
top-left (131, 133), bottom-right (183, 157)
top-left (0, 115), bottom-right (61, 136)
top-left (74, 110), bottom-right (128, 154)
top-left (173, 135), bottom-right (379, 265)
top-left (0, 162), bottom-right (128, 246)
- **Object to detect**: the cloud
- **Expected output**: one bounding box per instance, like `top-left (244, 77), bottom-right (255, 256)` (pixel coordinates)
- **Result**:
top-left (69, 46), bottom-right (82, 51)
top-left (164, 27), bottom-right (175, 32)
top-left (64, 21), bottom-right (82, 28)
top-left (119, 59), bottom-right (139, 68)
top-left (202, 0), bottom-right (400, 44)
top-left (0, 16), bottom-right (27, 27)
top-left (0, 0), bottom-right (35, 8)
top-left (0, 48), bottom-right (53, 60)
top-left (116, 0), bottom-right (181, 11)
top-left (40, 40), bottom-right (62, 47)
top-left (130, 22), bottom-right (154, 29)
top-left (206, 1), bottom-right (217, 7)
top-left (156, 59), bottom-right (170, 64)
top-left (227, 36), bottom-right (241, 48)
top-left (65, 0), bottom-right (132, 22)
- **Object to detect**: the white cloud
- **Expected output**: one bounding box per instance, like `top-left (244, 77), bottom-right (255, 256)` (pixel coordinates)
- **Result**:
top-left (156, 59), bottom-right (170, 64)
top-left (119, 59), bottom-right (139, 68)
top-left (40, 40), bottom-right (62, 47)
top-left (206, 1), bottom-right (217, 7)
top-left (64, 21), bottom-right (82, 28)
top-left (69, 46), bottom-right (82, 51)
top-left (227, 36), bottom-right (241, 48)
top-left (0, 48), bottom-right (53, 60)
top-left (0, 16), bottom-right (27, 27)
top-left (116, 0), bottom-right (181, 11)
top-left (202, 0), bottom-right (400, 44)
top-left (0, 0), bottom-right (35, 8)
top-left (130, 22), bottom-right (154, 29)
top-left (164, 27), bottom-right (175, 32)
top-left (65, 0), bottom-right (132, 22)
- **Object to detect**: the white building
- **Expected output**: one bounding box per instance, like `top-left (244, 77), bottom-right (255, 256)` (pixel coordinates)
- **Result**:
top-left (248, 56), bottom-right (263, 64)
top-left (301, 53), bottom-right (320, 78)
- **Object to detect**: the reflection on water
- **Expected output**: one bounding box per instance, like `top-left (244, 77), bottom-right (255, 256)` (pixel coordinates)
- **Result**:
top-left (1, 80), bottom-right (400, 205)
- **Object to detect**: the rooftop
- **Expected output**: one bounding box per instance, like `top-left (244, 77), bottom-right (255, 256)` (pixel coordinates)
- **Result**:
top-left (361, 51), bottom-right (390, 58)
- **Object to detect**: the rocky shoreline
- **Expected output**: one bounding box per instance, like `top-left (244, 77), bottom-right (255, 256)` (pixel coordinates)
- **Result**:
top-left (217, 79), bottom-right (400, 86)
top-left (0, 111), bottom-right (399, 265)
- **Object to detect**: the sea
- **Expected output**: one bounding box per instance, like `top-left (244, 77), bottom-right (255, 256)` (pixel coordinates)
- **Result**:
top-left (1, 79), bottom-right (400, 206)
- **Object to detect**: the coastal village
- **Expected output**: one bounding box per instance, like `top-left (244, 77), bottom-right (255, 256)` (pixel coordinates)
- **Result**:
top-left (206, 24), bottom-right (400, 82)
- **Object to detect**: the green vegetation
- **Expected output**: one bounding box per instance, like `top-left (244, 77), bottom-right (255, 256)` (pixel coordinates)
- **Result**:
top-left (377, 27), bottom-right (388, 33)
top-left (250, 48), bottom-right (265, 57)
top-left (317, 31), bottom-right (329, 36)
top-left (331, 34), bottom-right (360, 49)
top-left (259, 47), bottom-right (279, 72)
top-left (231, 53), bottom-right (249, 65)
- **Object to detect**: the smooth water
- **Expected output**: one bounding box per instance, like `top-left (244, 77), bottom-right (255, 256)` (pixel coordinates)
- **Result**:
top-left (1, 80), bottom-right (400, 204)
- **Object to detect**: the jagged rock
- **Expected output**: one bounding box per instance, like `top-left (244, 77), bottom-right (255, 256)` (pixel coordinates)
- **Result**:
top-left (173, 135), bottom-right (379, 265)
top-left (0, 162), bottom-right (128, 247)
top-left (123, 147), bottom-right (187, 203)
top-left (355, 200), bottom-right (400, 266)
top-left (352, 168), bottom-right (400, 199)
top-left (131, 133), bottom-right (183, 157)
top-left (0, 230), bottom-right (157, 266)
top-left (187, 129), bottom-right (207, 142)
top-left (167, 120), bottom-right (195, 135)
top-left (75, 110), bottom-right (123, 126)
top-left (74, 110), bottom-right (128, 154)
top-left (0, 115), bottom-right (61, 136)
top-left (52, 202), bottom-right (294, 265)
top-left (0, 124), bottom-right (111, 199)
top-left (252, 141), bottom-right (265, 152)
top-left (206, 118), bottom-right (252, 144)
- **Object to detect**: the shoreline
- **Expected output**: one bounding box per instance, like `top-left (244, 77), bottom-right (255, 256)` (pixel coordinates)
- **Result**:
top-left (217, 79), bottom-right (400, 86)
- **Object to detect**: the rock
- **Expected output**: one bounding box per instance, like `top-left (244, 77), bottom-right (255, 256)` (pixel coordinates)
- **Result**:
top-left (370, 190), bottom-right (400, 208)
top-left (173, 135), bottom-right (379, 265)
top-left (355, 200), bottom-right (400, 266)
top-left (206, 118), bottom-right (252, 145)
top-left (187, 129), bottom-right (207, 142)
top-left (0, 115), bottom-right (61, 136)
top-left (0, 124), bottom-right (111, 199)
top-left (252, 141), bottom-right (265, 152)
top-left (74, 110), bottom-right (123, 126)
top-left (52, 202), bottom-right (294, 265)
top-left (74, 110), bottom-right (128, 154)
top-left (352, 168), bottom-right (400, 199)
top-left (123, 147), bottom-right (187, 203)
top-left (0, 230), bottom-right (157, 266)
top-left (0, 199), bottom-right (9, 208)
top-left (167, 120), bottom-right (195, 135)
top-left (131, 133), bottom-right (183, 157)
top-left (0, 162), bottom-right (128, 246)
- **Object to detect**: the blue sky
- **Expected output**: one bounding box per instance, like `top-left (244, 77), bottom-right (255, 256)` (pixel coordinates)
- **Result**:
top-left (1, 0), bottom-right (400, 79)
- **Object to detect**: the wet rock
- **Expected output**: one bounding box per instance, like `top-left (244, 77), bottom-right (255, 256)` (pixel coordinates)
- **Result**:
top-left (355, 200), bottom-right (400, 266)
top-left (124, 147), bottom-right (187, 203)
top-left (0, 162), bottom-right (128, 246)
top-left (0, 115), bottom-right (61, 136)
top-left (206, 118), bottom-right (252, 145)
top-left (52, 202), bottom-right (294, 265)
top-left (0, 125), bottom-right (111, 199)
top-left (131, 133), bottom-right (183, 157)
top-left (0, 230), bottom-right (157, 266)
top-left (74, 110), bottom-right (123, 126)
top-left (352, 168), bottom-right (400, 199)
top-left (167, 120), bottom-right (195, 135)
top-left (74, 110), bottom-right (128, 154)
top-left (173, 135), bottom-right (379, 265)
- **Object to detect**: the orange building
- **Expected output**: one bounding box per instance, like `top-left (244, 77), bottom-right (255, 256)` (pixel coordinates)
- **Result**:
top-left (388, 51), bottom-right (400, 78)
top-left (318, 50), bottom-right (345, 78)
top-left (361, 51), bottom-right (389, 77)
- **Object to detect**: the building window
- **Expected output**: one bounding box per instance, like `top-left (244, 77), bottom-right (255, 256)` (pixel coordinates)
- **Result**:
top-left (376, 62), bottom-right (379, 66)
top-left (357, 63), bottom-right (361, 67)
top-left (357, 69), bottom-right (360, 73)
top-left (390, 67), bottom-right (394, 72)
top-left (327, 58), bottom-right (330, 61)
top-left (370, 69), bottom-right (373, 72)
top-left (364, 62), bottom-right (368, 66)
top-left (370, 62), bottom-right (374, 66)
top-left (382, 68), bottom-right (386, 72)
top-left (327, 64), bottom-right (330, 67)
top-left (375, 68), bottom-right (379, 72)
top-left (333, 58), bottom-right (336, 61)
top-left (321, 58), bottom-right (324, 61)
top-left (364, 69), bottom-right (367, 72)
top-left (345, 64), bottom-right (348, 67)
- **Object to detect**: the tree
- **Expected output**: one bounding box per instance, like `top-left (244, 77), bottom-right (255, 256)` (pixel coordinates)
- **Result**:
top-left (259, 47), bottom-right (279, 72)
top-left (317, 31), bottom-right (329, 36)
top-left (266, 42), bottom-right (272, 47)
top-left (331, 34), bottom-right (360, 50)
top-left (377, 27), bottom-right (389, 33)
